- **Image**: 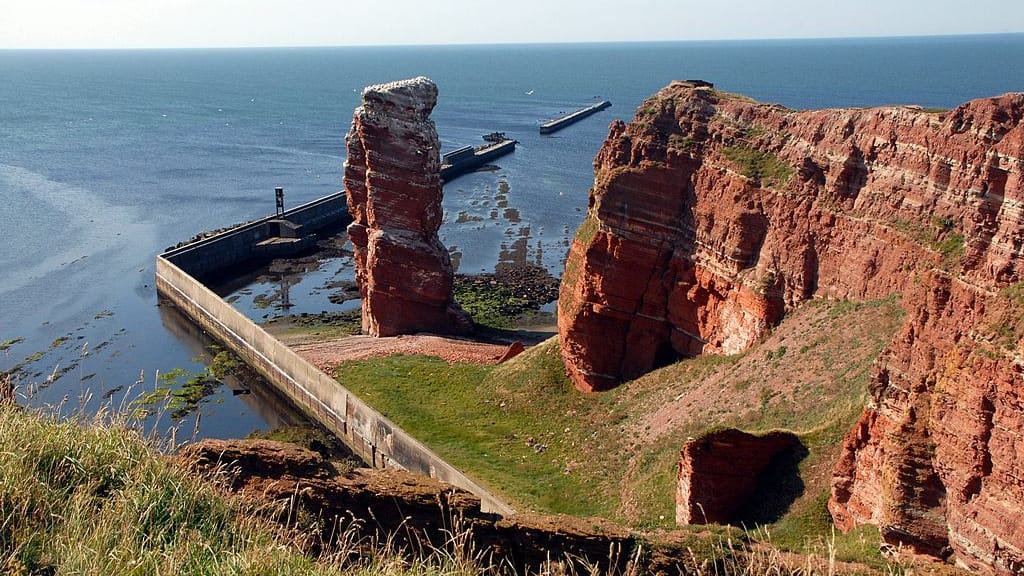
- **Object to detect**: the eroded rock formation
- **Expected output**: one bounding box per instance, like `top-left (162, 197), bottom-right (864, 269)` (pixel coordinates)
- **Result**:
top-left (344, 77), bottom-right (471, 336)
top-left (676, 429), bottom-right (804, 525)
top-left (559, 80), bottom-right (1024, 572)
top-left (182, 438), bottom-right (694, 575)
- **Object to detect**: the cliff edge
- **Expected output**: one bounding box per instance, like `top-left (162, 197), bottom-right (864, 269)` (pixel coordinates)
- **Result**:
top-left (558, 80), bottom-right (1024, 573)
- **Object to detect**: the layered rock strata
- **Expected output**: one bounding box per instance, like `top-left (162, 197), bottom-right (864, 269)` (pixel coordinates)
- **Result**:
top-left (183, 438), bottom-right (702, 575)
top-left (676, 429), bottom-right (803, 525)
top-left (344, 77), bottom-right (471, 336)
top-left (559, 81), bottom-right (1024, 573)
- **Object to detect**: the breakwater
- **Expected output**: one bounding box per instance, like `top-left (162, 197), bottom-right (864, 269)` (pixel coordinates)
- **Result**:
top-left (441, 139), bottom-right (517, 182)
top-left (156, 192), bottom-right (514, 515)
top-left (164, 192), bottom-right (347, 282)
top-left (539, 101), bottom-right (611, 134)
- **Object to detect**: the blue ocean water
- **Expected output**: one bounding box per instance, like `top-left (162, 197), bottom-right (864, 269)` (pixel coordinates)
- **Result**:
top-left (1, 35), bottom-right (1022, 437)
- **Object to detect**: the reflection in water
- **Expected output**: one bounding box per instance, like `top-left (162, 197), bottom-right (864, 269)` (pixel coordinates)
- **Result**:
top-left (211, 234), bottom-right (359, 322)
top-left (449, 249), bottom-right (462, 272)
top-left (498, 237), bottom-right (530, 271)
top-left (158, 300), bottom-right (320, 434)
top-left (441, 173), bottom-right (577, 275)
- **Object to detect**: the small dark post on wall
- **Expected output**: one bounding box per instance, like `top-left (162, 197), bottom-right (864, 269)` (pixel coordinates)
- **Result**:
top-left (275, 187), bottom-right (285, 216)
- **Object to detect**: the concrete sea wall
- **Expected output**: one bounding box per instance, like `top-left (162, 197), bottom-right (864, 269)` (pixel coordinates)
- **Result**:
top-left (162, 192), bottom-right (347, 281)
top-left (156, 192), bottom-right (514, 515)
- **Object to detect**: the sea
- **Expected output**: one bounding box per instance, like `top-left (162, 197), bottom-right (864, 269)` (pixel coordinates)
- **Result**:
top-left (1, 34), bottom-right (1022, 439)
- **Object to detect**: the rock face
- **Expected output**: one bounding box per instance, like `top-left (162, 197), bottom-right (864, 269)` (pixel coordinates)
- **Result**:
top-left (559, 80), bottom-right (1024, 572)
top-left (182, 438), bottom-right (701, 575)
top-left (676, 429), bottom-right (803, 525)
top-left (344, 77), bottom-right (471, 336)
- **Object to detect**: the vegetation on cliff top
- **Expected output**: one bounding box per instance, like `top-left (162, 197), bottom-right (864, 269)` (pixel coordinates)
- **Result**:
top-left (0, 395), bottom-right (905, 575)
top-left (721, 145), bottom-right (794, 187)
top-left (0, 401), bottom-right (485, 576)
top-left (333, 297), bottom-right (906, 570)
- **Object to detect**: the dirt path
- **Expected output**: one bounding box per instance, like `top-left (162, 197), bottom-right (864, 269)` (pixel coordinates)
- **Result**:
top-left (286, 334), bottom-right (520, 372)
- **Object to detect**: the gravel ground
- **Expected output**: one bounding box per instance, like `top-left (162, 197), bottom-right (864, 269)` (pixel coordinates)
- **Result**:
top-left (289, 334), bottom-right (519, 372)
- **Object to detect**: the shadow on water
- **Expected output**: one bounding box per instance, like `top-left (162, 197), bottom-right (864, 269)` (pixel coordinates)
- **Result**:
top-left (158, 299), bottom-right (356, 453)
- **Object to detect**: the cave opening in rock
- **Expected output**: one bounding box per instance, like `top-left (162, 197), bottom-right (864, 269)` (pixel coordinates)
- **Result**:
top-left (677, 429), bottom-right (808, 526)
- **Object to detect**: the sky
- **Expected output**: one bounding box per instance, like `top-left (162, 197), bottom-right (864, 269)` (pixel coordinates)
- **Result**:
top-left (2, 0), bottom-right (1023, 49)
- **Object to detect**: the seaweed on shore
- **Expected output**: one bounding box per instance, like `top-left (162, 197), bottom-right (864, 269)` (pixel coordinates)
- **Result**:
top-left (130, 350), bottom-right (243, 420)
top-left (0, 337), bottom-right (24, 352)
top-left (454, 264), bottom-right (560, 329)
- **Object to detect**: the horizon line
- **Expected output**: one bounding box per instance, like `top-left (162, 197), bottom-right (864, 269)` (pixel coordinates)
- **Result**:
top-left (1, 31), bottom-right (1021, 52)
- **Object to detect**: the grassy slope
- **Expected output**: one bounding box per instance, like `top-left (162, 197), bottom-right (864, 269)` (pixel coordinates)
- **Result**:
top-left (0, 404), bottom-right (474, 576)
top-left (334, 297), bottom-right (904, 566)
top-left (0, 401), bottom-right (915, 575)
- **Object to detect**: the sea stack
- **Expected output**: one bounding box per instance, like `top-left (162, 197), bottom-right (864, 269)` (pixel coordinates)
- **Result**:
top-left (343, 77), bottom-right (471, 337)
top-left (558, 79), bottom-right (1024, 572)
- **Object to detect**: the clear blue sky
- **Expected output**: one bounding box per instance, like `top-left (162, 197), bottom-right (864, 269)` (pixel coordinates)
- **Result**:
top-left (4, 0), bottom-right (1023, 49)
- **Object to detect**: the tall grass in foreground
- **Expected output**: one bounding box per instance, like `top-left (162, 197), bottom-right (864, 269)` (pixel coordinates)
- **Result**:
top-left (0, 397), bottom-right (477, 576)
top-left (0, 384), bottom-right (902, 575)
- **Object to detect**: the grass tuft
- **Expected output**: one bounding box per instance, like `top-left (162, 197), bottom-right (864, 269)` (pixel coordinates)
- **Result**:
top-left (0, 402), bottom-right (482, 576)
top-left (722, 146), bottom-right (794, 187)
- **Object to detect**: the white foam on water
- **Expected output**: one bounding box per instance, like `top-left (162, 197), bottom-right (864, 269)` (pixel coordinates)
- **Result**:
top-left (0, 163), bottom-right (154, 299)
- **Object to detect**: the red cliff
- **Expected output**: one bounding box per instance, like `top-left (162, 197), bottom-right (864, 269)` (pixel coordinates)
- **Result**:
top-left (344, 77), bottom-right (471, 337)
top-left (558, 80), bottom-right (1024, 572)
top-left (676, 429), bottom-right (803, 525)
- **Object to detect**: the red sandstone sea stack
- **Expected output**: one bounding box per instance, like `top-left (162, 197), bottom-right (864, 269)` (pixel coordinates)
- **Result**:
top-left (343, 77), bottom-right (471, 337)
top-left (559, 80), bottom-right (1024, 573)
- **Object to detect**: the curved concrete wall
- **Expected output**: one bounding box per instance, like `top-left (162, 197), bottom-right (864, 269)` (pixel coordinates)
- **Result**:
top-left (155, 193), bottom-right (514, 516)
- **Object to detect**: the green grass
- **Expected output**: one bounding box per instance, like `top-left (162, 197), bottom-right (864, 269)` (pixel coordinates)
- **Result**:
top-left (889, 218), bottom-right (965, 270)
top-left (739, 124), bottom-right (768, 139)
top-left (936, 231), bottom-right (965, 268)
top-left (769, 486), bottom-right (887, 569)
top-left (573, 215), bottom-right (599, 246)
top-left (0, 403), bottom-right (482, 576)
top-left (980, 281), bottom-right (1024, 353)
top-left (721, 145), bottom-right (794, 187)
top-left (331, 297), bottom-right (906, 570)
top-left (0, 399), bottom-right (897, 575)
top-left (667, 133), bottom-right (696, 152)
top-left (334, 339), bottom-right (622, 517)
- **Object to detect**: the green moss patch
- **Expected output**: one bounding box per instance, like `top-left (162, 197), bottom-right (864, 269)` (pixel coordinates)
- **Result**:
top-left (722, 145), bottom-right (794, 187)
top-left (454, 265), bottom-right (559, 330)
top-left (264, 310), bottom-right (364, 340)
top-left (130, 349), bottom-right (244, 420)
top-left (0, 337), bottom-right (24, 352)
